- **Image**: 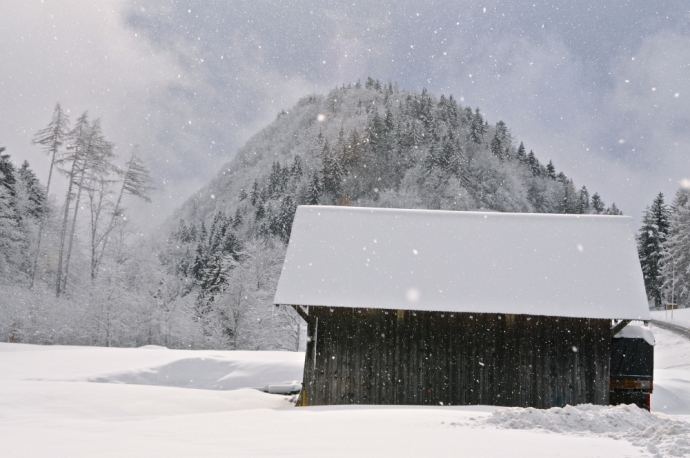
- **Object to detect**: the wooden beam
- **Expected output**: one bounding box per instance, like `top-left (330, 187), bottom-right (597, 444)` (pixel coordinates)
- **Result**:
top-left (611, 319), bottom-right (631, 337)
top-left (290, 304), bottom-right (311, 323)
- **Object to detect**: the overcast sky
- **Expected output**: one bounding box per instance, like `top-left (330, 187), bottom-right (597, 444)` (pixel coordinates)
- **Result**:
top-left (2, 0), bottom-right (688, 231)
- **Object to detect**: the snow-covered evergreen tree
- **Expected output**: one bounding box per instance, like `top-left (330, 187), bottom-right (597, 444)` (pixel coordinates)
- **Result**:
top-left (578, 186), bottom-right (591, 214)
top-left (591, 193), bottom-right (605, 214)
top-left (637, 193), bottom-right (671, 308)
top-left (660, 189), bottom-right (690, 308)
top-left (0, 149), bottom-right (22, 279)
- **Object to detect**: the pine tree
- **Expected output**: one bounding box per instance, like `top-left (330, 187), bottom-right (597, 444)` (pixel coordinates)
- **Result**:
top-left (290, 155), bottom-right (303, 178)
top-left (444, 133), bottom-right (465, 179)
top-left (591, 193), bottom-right (605, 214)
top-left (559, 179), bottom-right (578, 214)
top-left (198, 228), bottom-right (242, 308)
top-left (250, 180), bottom-right (260, 206)
top-left (660, 189), bottom-right (690, 308)
top-left (384, 108), bottom-right (394, 133)
top-left (270, 195), bottom-right (297, 242)
top-left (232, 208), bottom-right (243, 229)
top-left (606, 203), bottom-right (623, 215)
top-left (423, 143), bottom-right (443, 176)
top-left (208, 212), bottom-right (226, 254)
top-left (191, 241), bottom-right (207, 285)
top-left (578, 186), bottom-right (590, 214)
top-left (17, 162), bottom-right (44, 219)
top-left (221, 231), bottom-right (241, 261)
top-left (447, 95), bottom-right (459, 122)
top-left (495, 121), bottom-right (508, 142)
top-left (176, 219), bottom-right (189, 242)
top-left (255, 195), bottom-right (266, 220)
top-left (321, 141), bottom-right (343, 197)
top-left (199, 253), bottom-right (225, 304)
top-left (199, 221), bottom-right (208, 242)
top-left (527, 151), bottom-right (540, 176)
top-left (637, 193), bottom-right (671, 307)
top-left (546, 161), bottom-right (556, 180)
top-left (490, 132), bottom-right (503, 160)
top-left (305, 172), bottom-right (320, 205)
top-left (188, 224), bottom-right (198, 242)
top-left (0, 148), bottom-right (22, 278)
top-left (469, 108), bottom-right (485, 144)
top-left (343, 129), bottom-right (361, 167)
top-left (462, 106), bottom-right (473, 125)
top-left (516, 142), bottom-right (527, 162)
top-left (0, 148), bottom-right (17, 202)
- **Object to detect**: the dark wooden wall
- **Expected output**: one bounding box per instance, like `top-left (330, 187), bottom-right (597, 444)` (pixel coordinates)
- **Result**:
top-left (299, 307), bottom-right (610, 408)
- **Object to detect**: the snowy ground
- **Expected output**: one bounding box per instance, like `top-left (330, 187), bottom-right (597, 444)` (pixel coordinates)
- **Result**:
top-left (652, 308), bottom-right (690, 331)
top-left (2, 326), bottom-right (690, 457)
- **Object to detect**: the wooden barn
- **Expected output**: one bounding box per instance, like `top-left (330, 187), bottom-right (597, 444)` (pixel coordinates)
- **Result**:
top-left (273, 206), bottom-right (650, 408)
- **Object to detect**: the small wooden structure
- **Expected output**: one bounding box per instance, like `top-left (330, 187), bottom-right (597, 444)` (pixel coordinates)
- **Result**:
top-left (275, 206), bottom-right (650, 408)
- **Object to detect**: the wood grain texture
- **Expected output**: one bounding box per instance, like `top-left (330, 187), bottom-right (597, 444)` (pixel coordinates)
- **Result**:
top-left (300, 307), bottom-right (610, 408)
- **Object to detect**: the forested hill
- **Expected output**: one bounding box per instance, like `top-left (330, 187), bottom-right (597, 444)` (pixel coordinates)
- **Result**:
top-left (156, 79), bottom-right (624, 349)
top-left (0, 79), bottom-right (626, 351)
top-left (170, 78), bottom-right (619, 238)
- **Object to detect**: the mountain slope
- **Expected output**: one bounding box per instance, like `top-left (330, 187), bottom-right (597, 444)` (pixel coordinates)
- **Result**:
top-left (171, 79), bottom-right (616, 233)
top-left (161, 79), bottom-right (621, 349)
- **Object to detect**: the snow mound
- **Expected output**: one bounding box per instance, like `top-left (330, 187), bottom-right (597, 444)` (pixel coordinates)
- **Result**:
top-left (478, 404), bottom-right (690, 457)
top-left (91, 356), bottom-right (303, 390)
top-left (615, 323), bottom-right (656, 346)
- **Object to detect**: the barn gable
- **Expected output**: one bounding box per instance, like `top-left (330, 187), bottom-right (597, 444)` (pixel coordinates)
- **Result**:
top-left (274, 206), bottom-right (650, 320)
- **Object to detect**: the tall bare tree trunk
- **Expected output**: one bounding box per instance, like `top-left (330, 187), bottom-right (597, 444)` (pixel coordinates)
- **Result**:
top-left (30, 104), bottom-right (70, 289)
top-left (56, 156), bottom-right (80, 297)
top-left (61, 160), bottom-right (87, 292)
top-left (94, 158), bottom-right (131, 278)
top-left (88, 181), bottom-right (106, 281)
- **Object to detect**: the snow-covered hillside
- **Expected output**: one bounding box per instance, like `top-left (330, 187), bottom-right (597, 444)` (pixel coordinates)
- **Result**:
top-left (2, 324), bottom-right (690, 457)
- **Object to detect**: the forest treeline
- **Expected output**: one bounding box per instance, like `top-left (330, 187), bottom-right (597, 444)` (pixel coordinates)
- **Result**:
top-left (2, 79), bottom-right (688, 350)
top-left (637, 190), bottom-right (690, 309)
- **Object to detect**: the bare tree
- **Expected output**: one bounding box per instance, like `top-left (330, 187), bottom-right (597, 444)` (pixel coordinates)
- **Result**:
top-left (86, 175), bottom-right (115, 281)
top-left (61, 119), bottom-right (116, 292)
top-left (55, 112), bottom-right (89, 297)
top-left (61, 120), bottom-right (116, 292)
top-left (94, 147), bottom-right (154, 279)
top-left (30, 103), bottom-right (70, 288)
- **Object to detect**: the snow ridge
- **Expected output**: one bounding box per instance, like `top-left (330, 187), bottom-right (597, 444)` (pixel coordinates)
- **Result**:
top-left (476, 404), bottom-right (690, 457)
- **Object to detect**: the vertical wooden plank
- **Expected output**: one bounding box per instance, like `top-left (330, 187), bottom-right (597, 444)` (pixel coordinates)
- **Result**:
top-left (302, 309), bottom-right (610, 409)
top-left (393, 309), bottom-right (402, 404)
top-left (301, 309), bottom-right (315, 406)
top-left (355, 308), bottom-right (363, 404)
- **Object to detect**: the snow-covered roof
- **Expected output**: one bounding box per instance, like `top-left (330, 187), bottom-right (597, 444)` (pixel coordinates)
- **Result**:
top-left (614, 323), bottom-right (656, 346)
top-left (274, 206), bottom-right (650, 320)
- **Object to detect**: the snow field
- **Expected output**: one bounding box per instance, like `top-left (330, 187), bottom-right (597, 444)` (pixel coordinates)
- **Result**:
top-left (3, 325), bottom-right (690, 457)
